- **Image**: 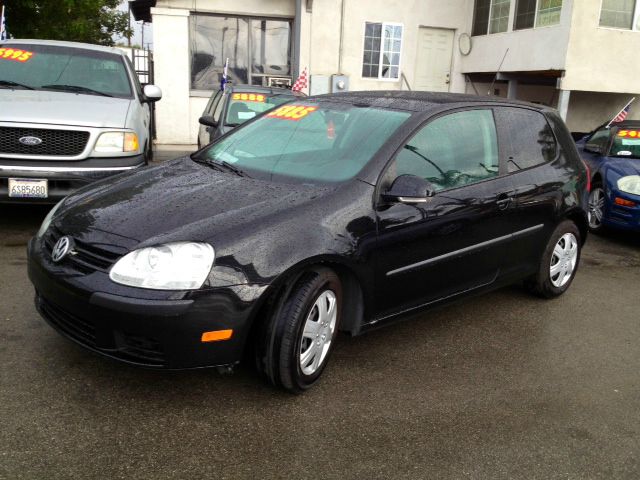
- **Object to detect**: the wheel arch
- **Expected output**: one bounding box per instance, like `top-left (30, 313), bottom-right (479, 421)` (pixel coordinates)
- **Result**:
top-left (563, 208), bottom-right (588, 245)
top-left (592, 171), bottom-right (603, 186)
top-left (242, 256), bottom-right (367, 359)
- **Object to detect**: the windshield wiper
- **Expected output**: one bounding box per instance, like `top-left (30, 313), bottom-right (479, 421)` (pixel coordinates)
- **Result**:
top-left (41, 84), bottom-right (113, 97)
top-left (0, 80), bottom-right (35, 90)
top-left (219, 160), bottom-right (249, 177)
top-left (224, 122), bottom-right (241, 127)
top-left (192, 157), bottom-right (250, 177)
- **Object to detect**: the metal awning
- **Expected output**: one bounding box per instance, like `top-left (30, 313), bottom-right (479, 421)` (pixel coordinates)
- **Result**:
top-left (129, 0), bottom-right (156, 23)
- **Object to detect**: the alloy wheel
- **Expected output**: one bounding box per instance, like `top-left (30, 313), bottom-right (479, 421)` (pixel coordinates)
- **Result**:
top-left (588, 187), bottom-right (605, 229)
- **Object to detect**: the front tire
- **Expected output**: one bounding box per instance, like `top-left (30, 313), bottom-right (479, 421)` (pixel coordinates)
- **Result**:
top-left (256, 268), bottom-right (342, 393)
top-left (588, 183), bottom-right (606, 233)
top-left (525, 220), bottom-right (581, 298)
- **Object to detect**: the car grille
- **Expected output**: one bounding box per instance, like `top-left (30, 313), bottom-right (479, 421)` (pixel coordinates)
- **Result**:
top-left (43, 226), bottom-right (122, 274)
top-left (38, 295), bottom-right (167, 367)
top-left (117, 331), bottom-right (167, 366)
top-left (0, 127), bottom-right (90, 156)
top-left (38, 295), bottom-right (97, 348)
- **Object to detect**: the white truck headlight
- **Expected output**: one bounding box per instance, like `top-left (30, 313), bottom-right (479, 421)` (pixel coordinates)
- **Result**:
top-left (95, 132), bottom-right (139, 153)
top-left (617, 175), bottom-right (640, 195)
top-left (109, 242), bottom-right (214, 290)
top-left (37, 200), bottom-right (64, 238)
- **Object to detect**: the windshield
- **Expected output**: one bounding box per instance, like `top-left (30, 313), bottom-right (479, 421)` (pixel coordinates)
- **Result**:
top-left (0, 43), bottom-right (133, 98)
top-left (225, 92), bottom-right (297, 127)
top-left (610, 128), bottom-right (640, 159)
top-left (196, 101), bottom-right (411, 184)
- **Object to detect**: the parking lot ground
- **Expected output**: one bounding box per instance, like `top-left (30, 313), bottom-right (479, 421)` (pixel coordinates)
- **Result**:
top-left (1, 201), bottom-right (639, 479)
top-left (151, 144), bottom-right (196, 164)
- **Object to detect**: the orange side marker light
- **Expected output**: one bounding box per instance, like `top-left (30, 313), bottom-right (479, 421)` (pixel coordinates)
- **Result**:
top-left (614, 197), bottom-right (636, 207)
top-left (201, 329), bottom-right (233, 342)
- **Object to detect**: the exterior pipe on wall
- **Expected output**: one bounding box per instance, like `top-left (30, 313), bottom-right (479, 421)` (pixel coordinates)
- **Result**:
top-left (338, 0), bottom-right (346, 74)
top-left (293, 0), bottom-right (302, 79)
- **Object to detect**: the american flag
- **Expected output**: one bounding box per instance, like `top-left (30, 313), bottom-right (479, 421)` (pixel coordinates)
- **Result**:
top-left (613, 104), bottom-right (631, 123)
top-left (292, 67), bottom-right (308, 93)
top-left (220, 58), bottom-right (229, 91)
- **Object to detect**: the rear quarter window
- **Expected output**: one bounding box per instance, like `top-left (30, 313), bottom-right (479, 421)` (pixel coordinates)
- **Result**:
top-left (496, 108), bottom-right (558, 172)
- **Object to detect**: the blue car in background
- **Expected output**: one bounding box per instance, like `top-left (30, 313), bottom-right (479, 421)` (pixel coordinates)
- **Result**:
top-left (576, 121), bottom-right (640, 233)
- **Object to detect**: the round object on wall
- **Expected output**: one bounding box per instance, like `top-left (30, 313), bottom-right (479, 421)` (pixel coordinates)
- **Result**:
top-left (459, 33), bottom-right (472, 56)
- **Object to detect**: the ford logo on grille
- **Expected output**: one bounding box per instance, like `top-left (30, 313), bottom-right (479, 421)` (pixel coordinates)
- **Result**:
top-left (52, 236), bottom-right (74, 263)
top-left (19, 136), bottom-right (43, 146)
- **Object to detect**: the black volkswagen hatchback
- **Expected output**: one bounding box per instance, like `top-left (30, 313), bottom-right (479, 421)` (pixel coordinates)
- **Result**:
top-left (28, 92), bottom-right (589, 393)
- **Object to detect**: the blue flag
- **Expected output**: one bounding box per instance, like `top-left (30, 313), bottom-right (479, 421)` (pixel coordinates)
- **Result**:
top-left (220, 58), bottom-right (228, 91)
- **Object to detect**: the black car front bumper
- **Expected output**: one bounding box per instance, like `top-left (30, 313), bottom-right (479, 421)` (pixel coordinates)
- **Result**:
top-left (0, 155), bottom-right (145, 203)
top-left (28, 237), bottom-right (268, 369)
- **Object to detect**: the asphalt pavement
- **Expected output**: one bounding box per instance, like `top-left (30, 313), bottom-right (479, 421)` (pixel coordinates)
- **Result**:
top-left (1, 157), bottom-right (639, 479)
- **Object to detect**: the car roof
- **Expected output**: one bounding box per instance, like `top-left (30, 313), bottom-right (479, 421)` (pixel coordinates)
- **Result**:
top-left (307, 90), bottom-right (549, 113)
top-left (610, 120), bottom-right (640, 128)
top-left (230, 84), bottom-right (298, 95)
top-left (0, 39), bottom-right (126, 56)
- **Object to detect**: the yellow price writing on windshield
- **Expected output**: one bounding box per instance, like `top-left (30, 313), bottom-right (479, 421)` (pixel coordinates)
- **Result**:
top-left (0, 48), bottom-right (34, 62)
top-left (267, 105), bottom-right (317, 121)
top-left (232, 93), bottom-right (265, 102)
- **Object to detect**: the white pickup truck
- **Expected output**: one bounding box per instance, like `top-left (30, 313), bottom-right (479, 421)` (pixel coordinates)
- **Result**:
top-left (0, 39), bottom-right (161, 203)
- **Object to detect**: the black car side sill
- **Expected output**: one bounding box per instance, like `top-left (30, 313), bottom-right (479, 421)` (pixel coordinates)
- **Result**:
top-left (386, 224), bottom-right (544, 277)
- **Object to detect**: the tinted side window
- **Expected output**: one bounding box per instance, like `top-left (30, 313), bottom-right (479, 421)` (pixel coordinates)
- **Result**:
top-left (394, 109), bottom-right (499, 192)
top-left (213, 92), bottom-right (226, 122)
top-left (585, 128), bottom-right (610, 154)
top-left (205, 91), bottom-right (221, 116)
top-left (498, 108), bottom-right (557, 172)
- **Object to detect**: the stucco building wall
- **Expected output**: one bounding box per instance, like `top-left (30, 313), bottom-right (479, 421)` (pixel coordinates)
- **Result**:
top-left (147, 0), bottom-right (640, 144)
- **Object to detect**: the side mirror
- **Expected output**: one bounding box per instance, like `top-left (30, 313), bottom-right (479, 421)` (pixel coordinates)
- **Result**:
top-left (585, 144), bottom-right (601, 154)
top-left (143, 84), bottom-right (162, 102)
top-left (383, 174), bottom-right (435, 204)
top-left (199, 115), bottom-right (218, 128)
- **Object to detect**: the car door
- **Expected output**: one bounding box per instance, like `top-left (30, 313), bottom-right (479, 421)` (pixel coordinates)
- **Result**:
top-left (198, 91), bottom-right (225, 147)
top-left (373, 108), bottom-right (518, 320)
top-left (493, 107), bottom-right (573, 276)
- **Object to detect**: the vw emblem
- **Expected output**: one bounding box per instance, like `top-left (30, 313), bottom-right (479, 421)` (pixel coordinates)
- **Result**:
top-left (19, 136), bottom-right (43, 146)
top-left (51, 236), bottom-right (73, 263)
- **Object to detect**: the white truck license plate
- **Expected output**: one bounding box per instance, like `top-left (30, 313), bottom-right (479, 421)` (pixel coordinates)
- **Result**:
top-left (8, 178), bottom-right (49, 198)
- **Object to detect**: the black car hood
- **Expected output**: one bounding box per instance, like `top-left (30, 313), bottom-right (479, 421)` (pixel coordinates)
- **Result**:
top-left (57, 157), bottom-right (332, 245)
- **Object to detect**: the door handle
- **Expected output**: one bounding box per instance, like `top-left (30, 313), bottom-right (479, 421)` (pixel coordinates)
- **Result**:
top-left (496, 193), bottom-right (513, 210)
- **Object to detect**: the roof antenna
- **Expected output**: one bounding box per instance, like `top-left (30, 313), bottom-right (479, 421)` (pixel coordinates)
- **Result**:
top-left (488, 48), bottom-right (509, 96)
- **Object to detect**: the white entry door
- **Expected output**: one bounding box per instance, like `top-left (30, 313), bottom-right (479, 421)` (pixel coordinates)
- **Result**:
top-left (414, 27), bottom-right (455, 92)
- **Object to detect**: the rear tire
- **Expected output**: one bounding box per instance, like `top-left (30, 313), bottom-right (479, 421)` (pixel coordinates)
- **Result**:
top-left (255, 268), bottom-right (342, 393)
top-left (525, 220), bottom-right (581, 299)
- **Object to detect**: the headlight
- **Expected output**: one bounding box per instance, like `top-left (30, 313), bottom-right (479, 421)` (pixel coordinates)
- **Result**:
top-left (109, 242), bottom-right (214, 290)
top-left (94, 132), bottom-right (139, 153)
top-left (617, 175), bottom-right (640, 195)
top-left (36, 200), bottom-right (64, 238)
